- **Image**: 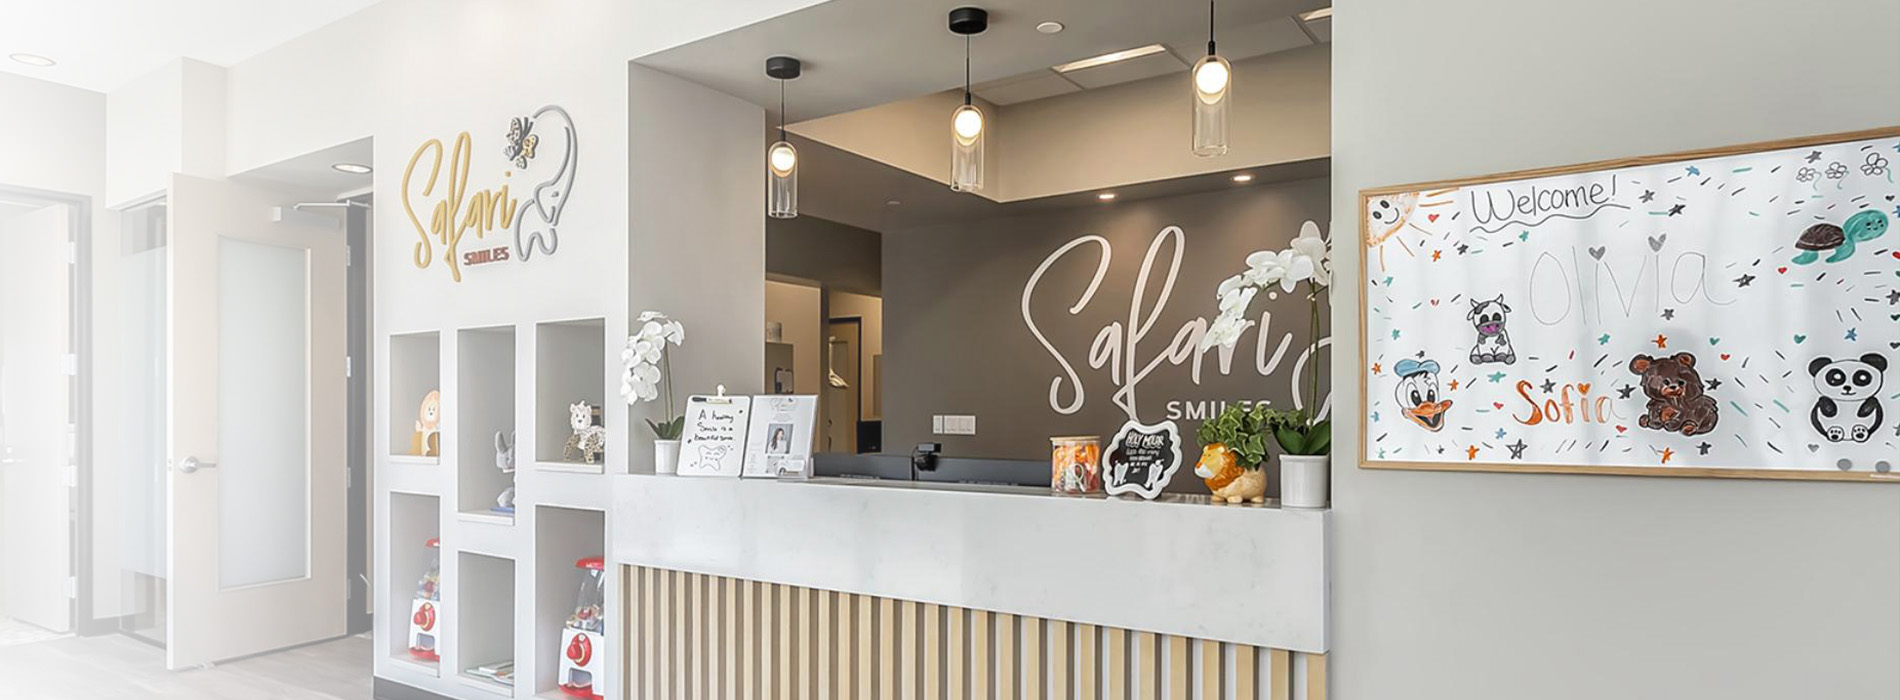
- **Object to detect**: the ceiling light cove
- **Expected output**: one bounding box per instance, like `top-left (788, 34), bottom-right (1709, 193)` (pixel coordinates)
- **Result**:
top-left (1053, 44), bottom-right (1168, 74)
top-left (1232, 174), bottom-right (1254, 183)
top-left (9, 53), bottom-right (56, 67)
top-left (1097, 192), bottom-right (1117, 201)
top-left (331, 162), bottom-right (373, 174)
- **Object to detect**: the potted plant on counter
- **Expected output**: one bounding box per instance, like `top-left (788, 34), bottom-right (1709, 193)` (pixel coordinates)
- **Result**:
top-left (622, 311), bottom-right (685, 473)
top-left (1195, 403), bottom-right (1269, 504)
top-left (1201, 221), bottom-right (1333, 508)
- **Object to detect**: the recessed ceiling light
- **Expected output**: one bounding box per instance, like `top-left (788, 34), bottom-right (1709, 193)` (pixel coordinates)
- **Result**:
top-left (1299, 7), bottom-right (1333, 22)
top-left (331, 163), bottom-right (373, 175)
top-left (885, 200), bottom-right (902, 206)
top-left (1232, 174), bottom-right (1255, 183)
top-left (1035, 21), bottom-right (1065, 34)
top-left (9, 53), bottom-right (55, 67)
top-left (1097, 192), bottom-right (1117, 201)
top-left (1053, 44), bottom-right (1168, 73)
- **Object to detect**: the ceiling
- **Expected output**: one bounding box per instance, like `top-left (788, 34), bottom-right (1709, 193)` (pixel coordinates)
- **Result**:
top-left (972, 13), bottom-right (1329, 106)
top-left (637, 0), bottom-right (1332, 125)
top-left (0, 0), bottom-right (384, 92)
top-left (230, 137), bottom-right (374, 198)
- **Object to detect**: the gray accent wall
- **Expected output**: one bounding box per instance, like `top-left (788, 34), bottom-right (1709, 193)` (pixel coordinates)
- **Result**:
top-left (1331, 2), bottom-right (1900, 698)
top-left (883, 177), bottom-right (1331, 480)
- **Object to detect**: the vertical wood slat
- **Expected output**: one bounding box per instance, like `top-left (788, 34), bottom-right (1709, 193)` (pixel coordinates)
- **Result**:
top-left (1268, 650), bottom-right (1291, 700)
top-left (1199, 638), bottom-right (1220, 700)
top-left (1235, 645), bottom-right (1258, 700)
top-left (660, 570), bottom-right (674, 700)
top-left (857, 594), bottom-right (875, 699)
top-left (840, 593), bottom-right (858, 700)
top-left (1136, 632), bottom-right (1158, 700)
top-left (641, 567), bottom-right (656, 700)
top-left (1305, 654), bottom-right (1327, 700)
top-left (997, 613), bottom-right (1016, 700)
top-left (689, 573), bottom-right (703, 700)
top-left (780, 584), bottom-right (796, 700)
top-left (948, 606), bottom-right (968, 700)
top-left (725, 576), bottom-right (739, 700)
top-left (923, 604), bottom-right (943, 700)
top-left (879, 597), bottom-right (898, 699)
top-left (1077, 624), bottom-right (1098, 700)
top-left (1047, 619), bottom-right (1068, 700)
top-left (900, 600), bottom-right (919, 700)
top-left (742, 580), bottom-right (757, 700)
top-left (1105, 627), bottom-right (1127, 700)
top-left (1022, 616), bottom-right (1044, 700)
top-left (1167, 635), bottom-right (1188, 700)
top-left (819, 590), bottom-right (834, 700)
top-left (796, 586), bottom-right (812, 700)
top-left (972, 610), bottom-right (992, 700)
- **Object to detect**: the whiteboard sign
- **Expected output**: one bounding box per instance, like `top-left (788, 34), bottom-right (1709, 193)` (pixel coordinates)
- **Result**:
top-left (1359, 128), bottom-right (1900, 481)
top-left (677, 395), bottom-right (751, 477)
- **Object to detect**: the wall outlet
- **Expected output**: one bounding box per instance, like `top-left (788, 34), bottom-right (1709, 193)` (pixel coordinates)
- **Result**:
top-left (932, 415), bottom-right (946, 435)
top-left (945, 415), bottom-right (977, 436)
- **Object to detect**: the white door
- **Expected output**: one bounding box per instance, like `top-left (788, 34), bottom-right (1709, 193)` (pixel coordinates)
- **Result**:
top-left (165, 174), bottom-right (347, 669)
top-left (0, 203), bottom-right (74, 633)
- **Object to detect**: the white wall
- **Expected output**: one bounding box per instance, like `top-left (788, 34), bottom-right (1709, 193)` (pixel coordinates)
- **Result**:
top-left (1329, 2), bottom-right (1900, 698)
top-left (765, 280), bottom-right (822, 395)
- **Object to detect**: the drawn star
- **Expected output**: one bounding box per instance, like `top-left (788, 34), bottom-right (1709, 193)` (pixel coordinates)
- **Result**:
top-left (1889, 290), bottom-right (1900, 304)
top-left (1416, 350), bottom-right (1427, 359)
top-left (1653, 334), bottom-right (1669, 349)
top-left (1846, 328), bottom-right (1859, 342)
top-left (1734, 274), bottom-right (1756, 287)
top-left (1465, 445), bottom-right (1480, 460)
top-left (1518, 231), bottom-right (1530, 242)
top-left (1449, 379), bottom-right (1461, 390)
top-left (1495, 428), bottom-right (1507, 439)
top-left (1598, 333), bottom-right (1612, 345)
top-left (1437, 446), bottom-right (1446, 454)
top-left (1432, 249), bottom-right (1443, 262)
top-left (1661, 308), bottom-right (1676, 320)
top-left (1697, 441), bottom-right (1712, 456)
top-left (1806, 150), bottom-right (1822, 162)
top-left (1457, 244), bottom-right (1470, 255)
top-left (1392, 329), bottom-right (1402, 340)
top-left (1487, 371), bottom-right (1507, 384)
top-left (1618, 384), bottom-right (1637, 399)
top-left (1667, 204), bottom-right (1686, 216)
top-left (1639, 189), bottom-right (1656, 203)
top-left (1685, 165), bottom-right (1700, 176)
top-left (1371, 363), bottom-right (1382, 374)
top-left (1371, 412), bottom-right (1380, 423)
top-left (1705, 377), bottom-right (1723, 391)
top-left (1660, 447), bottom-right (1675, 464)
top-left (1378, 448), bottom-right (1387, 459)
top-left (1507, 439), bottom-right (1528, 459)
top-left (1540, 378), bottom-right (1557, 394)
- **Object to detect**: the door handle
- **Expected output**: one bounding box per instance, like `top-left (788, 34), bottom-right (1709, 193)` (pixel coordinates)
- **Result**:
top-left (179, 456), bottom-right (218, 474)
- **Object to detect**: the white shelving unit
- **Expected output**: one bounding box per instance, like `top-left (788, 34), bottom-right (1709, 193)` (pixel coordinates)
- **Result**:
top-left (457, 326), bottom-right (518, 524)
top-left (531, 507), bottom-right (607, 699)
top-left (534, 319), bottom-right (607, 473)
top-left (390, 331), bottom-right (443, 463)
top-left (386, 492), bottom-right (441, 676)
top-left (455, 552), bottom-right (517, 696)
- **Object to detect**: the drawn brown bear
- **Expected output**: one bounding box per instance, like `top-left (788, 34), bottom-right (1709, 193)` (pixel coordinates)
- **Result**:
top-left (1628, 353), bottom-right (1719, 436)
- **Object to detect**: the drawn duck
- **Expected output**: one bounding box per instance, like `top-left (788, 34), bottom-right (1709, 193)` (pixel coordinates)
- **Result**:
top-left (1393, 358), bottom-right (1452, 432)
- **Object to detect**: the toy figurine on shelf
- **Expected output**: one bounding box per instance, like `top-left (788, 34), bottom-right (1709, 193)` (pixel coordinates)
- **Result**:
top-left (493, 431), bottom-right (516, 513)
top-left (564, 401), bottom-right (606, 464)
top-left (407, 537), bottom-right (443, 661)
top-left (411, 390), bottom-right (442, 457)
top-left (558, 557), bottom-right (607, 700)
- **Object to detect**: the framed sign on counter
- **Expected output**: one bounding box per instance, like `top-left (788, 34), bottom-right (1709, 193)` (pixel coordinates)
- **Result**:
top-left (741, 395), bottom-right (817, 478)
top-left (1359, 126), bottom-right (1900, 482)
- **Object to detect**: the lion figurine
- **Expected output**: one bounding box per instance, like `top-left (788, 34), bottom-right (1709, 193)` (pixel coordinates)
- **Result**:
top-left (1195, 444), bottom-right (1265, 504)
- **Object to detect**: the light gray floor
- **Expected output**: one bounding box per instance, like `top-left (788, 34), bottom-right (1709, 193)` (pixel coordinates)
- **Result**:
top-left (0, 632), bottom-right (372, 699)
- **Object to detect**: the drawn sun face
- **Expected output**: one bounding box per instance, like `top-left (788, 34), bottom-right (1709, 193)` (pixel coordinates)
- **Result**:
top-left (1366, 193), bottom-right (1418, 244)
top-left (1394, 371), bottom-right (1451, 432)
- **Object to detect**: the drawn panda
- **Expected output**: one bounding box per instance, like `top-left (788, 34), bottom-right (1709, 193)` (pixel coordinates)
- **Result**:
top-left (1808, 353), bottom-right (1887, 443)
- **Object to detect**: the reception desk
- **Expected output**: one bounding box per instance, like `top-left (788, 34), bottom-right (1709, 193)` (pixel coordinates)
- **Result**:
top-left (610, 474), bottom-right (1329, 653)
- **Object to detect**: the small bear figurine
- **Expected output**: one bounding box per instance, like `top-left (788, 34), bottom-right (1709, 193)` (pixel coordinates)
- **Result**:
top-left (1628, 353), bottom-right (1719, 437)
top-left (564, 401), bottom-right (607, 464)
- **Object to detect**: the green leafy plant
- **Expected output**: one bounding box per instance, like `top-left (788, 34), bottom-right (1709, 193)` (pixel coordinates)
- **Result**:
top-left (1195, 403), bottom-right (1272, 469)
top-left (646, 415), bottom-right (685, 441)
top-left (1261, 408), bottom-right (1331, 456)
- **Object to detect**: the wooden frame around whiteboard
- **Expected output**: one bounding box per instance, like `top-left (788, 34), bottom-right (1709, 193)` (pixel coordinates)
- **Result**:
top-left (1356, 124), bottom-right (1900, 483)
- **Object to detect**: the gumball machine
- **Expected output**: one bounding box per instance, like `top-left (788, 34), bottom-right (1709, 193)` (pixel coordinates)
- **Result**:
top-left (407, 537), bottom-right (443, 662)
top-left (558, 556), bottom-right (606, 699)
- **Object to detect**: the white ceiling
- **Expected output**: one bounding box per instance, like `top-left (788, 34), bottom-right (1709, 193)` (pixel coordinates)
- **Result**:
top-left (0, 0), bottom-right (384, 92)
top-left (972, 14), bottom-right (1327, 106)
top-left (636, 0), bottom-right (1332, 125)
top-left (230, 137), bottom-right (375, 198)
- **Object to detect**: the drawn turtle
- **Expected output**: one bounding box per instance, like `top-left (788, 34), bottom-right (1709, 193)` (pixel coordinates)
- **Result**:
top-left (1793, 210), bottom-right (1889, 265)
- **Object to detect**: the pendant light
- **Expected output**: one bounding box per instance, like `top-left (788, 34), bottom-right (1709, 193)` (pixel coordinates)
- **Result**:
top-left (766, 56), bottom-right (802, 219)
top-left (1191, 0), bottom-right (1232, 157)
top-left (948, 7), bottom-right (988, 193)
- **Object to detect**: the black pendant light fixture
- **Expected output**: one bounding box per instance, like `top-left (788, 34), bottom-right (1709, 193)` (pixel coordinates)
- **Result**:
top-left (1191, 0), bottom-right (1232, 157)
top-left (948, 7), bottom-right (988, 193)
top-left (766, 55), bottom-right (802, 218)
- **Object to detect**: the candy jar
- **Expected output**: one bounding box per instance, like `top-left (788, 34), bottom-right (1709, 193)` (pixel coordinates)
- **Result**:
top-left (407, 537), bottom-right (442, 661)
top-left (558, 556), bottom-right (607, 699)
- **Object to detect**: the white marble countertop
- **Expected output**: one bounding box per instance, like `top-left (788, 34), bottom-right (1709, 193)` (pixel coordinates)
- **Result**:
top-left (610, 474), bottom-right (1329, 652)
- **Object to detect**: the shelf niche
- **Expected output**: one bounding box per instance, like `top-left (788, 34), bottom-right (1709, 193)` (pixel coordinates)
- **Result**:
top-left (457, 326), bottom-right (517, 523)
top-left (532, 506), bottom-right (607, 699)
top-left (456, 552), bottom-right (517, 695)
top-left (534, 318), bottom-right (607, 471)
top-left (387, 492), bottom-right (441, 675)
top-left (390, 331), bottom-right (443, 462)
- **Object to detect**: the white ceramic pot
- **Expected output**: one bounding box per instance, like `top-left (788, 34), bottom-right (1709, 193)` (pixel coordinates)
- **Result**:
top-left (1279, 454), bottom-right (1330, 508)
top-left (654, 439), bottom-right (681, 475)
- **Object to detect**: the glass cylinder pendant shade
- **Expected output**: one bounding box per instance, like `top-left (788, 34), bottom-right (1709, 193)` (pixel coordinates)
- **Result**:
top-left (768, 139), bottom-right (798, 218)
top-left (1191, 54), bottom-right (1232, 157)
top-left (950, 103), bottom-right (985, 192)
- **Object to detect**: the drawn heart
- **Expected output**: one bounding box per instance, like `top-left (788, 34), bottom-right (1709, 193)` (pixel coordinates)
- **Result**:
top-left (1890, 341), bottom-right (1900, 350)
top-left (1892, 251), bottom-right (1900, 260)
top-left (1615, 425), bottom-right (1628, 434)
top-left (1588, 246), bottom-right (1606, 260)
top-left (1493, 402), bottom-right (1504, 409)
top-left (1778, 266), bottom-right (1789, 274)
top-left (1891, 314), bottom-right (1900, 321)
top-left (1808, 444), bottom-right (1820, 453)
top-left (1794, 334), bottom-right (1808, 344)
top-left (1648, 234), bottom-right (1667, 251)
top-left (1428, 213), bottom-right (1440, 222)
top-left (1720, 353), bottom-right (1732, 361)
top-left (1430, 298), bottom-right (1440, 306)
top-left (1577, 383), bottom-right (1592, 394)
top-left (1708, 337), bottom-right (1720, 345)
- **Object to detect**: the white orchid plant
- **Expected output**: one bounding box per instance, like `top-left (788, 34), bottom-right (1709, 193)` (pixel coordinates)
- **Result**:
top-left (621, 311), bottom-right (686, 440)
top-left (1202, 221), bottom-right (1333, 454)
